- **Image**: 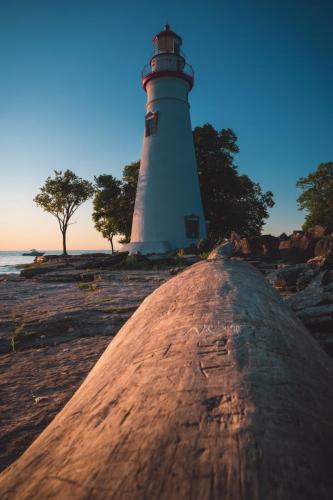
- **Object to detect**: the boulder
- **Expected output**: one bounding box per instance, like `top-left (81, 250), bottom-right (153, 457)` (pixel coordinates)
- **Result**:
top-left (236, 236), bottom-right (261, 257)
top-left (307, 225), bottom-right (326, 239)
top-left (34, 271), bottom-right (97, 283)
top-left (20, 264), bottom-right (67, 278)
top-left (278, 239), bottom-right (292, 261)
top-left (208, 241), bottom-right (235, 260)
top-left (74, 252), bottom-right (129, 270)
top-left (296, 265), bottom-right (320, 290)
top-left (315, 236), bottom-right (333, 257)
top-left (307, 251), bottom-right (333, 270)
top-left (286, 270), bottom-right (333, 355)
top-left (266, 264), bottom-right (307, 289)
top-left (287, 272), bottom-right (329, 311)
top-left (234, 235), bottom-right (279, 260)
top-left (323, 270), bottom-right (333, 285)
top-left (296, 304), bottom-right (333, 322)
top-left (34, 255), bottom-right (62, 264)
top-left (260, 234), bottom-right (280, 259)
top-left (1, 259), bottom-right (333, 499)
top-left (279, 233), bottom-right (318, 263)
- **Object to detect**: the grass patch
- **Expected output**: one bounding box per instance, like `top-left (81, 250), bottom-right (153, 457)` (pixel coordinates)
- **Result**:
top-left (199, 251), bottom-right (210, 260)
top-left (14, 322), bottom-right (26, 337)
top-left (78, 282), bottom-right (99, 291)
top-left (13, 322), bottom-right (40, 345)
top-left (10, 337), bottom-right (17, 352)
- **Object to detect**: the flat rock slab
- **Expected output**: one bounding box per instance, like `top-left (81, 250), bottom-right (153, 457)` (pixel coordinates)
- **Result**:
top-left (1, 260), bottom-right (333, 499)
top-left (0, 337), bottom-right (111, 473)
top-left (0, 270), bottom-right (168, 353)
top-left (0, 271), bottom-right (169, 472)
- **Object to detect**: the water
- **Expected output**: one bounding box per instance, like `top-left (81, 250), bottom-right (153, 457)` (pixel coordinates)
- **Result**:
top-left (0, 250), bottom-right (112, 274)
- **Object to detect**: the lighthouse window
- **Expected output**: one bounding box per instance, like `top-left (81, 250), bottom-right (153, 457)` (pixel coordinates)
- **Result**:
top-left (173, 40), bottom-right (180, 55)
top-left (185, 214), bottom-right (199, 239)
top-left (145, 112), bottom-right (158, 137)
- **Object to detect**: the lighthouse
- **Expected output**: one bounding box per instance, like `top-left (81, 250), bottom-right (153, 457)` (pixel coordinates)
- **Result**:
top-left (127, 24), bottom-right (206, 254)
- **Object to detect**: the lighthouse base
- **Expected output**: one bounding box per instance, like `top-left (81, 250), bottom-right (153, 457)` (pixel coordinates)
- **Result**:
top-left (123, 241), bottom-right (172, 255)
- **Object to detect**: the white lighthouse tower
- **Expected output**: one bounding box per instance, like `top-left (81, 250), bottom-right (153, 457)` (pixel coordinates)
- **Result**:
top-left (127, 24), bottom-right (206, 254)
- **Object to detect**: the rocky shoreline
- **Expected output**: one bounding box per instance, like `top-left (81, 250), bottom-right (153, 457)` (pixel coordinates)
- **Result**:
top-left (1, 229), bottom-right (333, 473)
top-left (0, 266), bottom-right (170, 473)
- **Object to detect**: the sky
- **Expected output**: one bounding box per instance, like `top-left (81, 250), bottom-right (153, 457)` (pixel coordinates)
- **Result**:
top-left (0, 0), bottom-right (332, 250)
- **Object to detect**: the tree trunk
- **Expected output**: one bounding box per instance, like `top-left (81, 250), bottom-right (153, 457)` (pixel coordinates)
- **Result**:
top-left (62, 229), bottom-right (67, 256)
top-left (110, 236), bottom-right (114, 254)
top-left (1, 259), bottom-right (333, 499)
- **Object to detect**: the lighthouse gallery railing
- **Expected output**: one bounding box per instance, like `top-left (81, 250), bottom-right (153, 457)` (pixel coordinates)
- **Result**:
top-left (141, 61), bottom-right (194, 80)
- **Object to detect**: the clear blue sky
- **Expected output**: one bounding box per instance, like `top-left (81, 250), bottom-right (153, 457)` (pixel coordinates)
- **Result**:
top-left (0, 0), bottom-right (332, 249)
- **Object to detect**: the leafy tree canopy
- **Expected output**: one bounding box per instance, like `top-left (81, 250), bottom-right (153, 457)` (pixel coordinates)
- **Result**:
top-left (193, 124), bottom-right (274, 238)
top-left (119, 161), bottom-right (140, 243)
top-left (92, 174), bottom-right (123, 253)
top-left (91, 124), bottom-right (274, 245)
top-left (34, 169), bottom-right (94, 255)
top-left (297, 162), bottom-right (333, 232)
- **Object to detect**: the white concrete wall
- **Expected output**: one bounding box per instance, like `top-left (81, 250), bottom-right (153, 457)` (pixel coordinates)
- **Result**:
top-left (129, 75), bottom-right (206, 253)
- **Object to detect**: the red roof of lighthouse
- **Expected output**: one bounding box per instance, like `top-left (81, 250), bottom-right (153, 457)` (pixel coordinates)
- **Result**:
top-left (153, 24), bottom-right (182, 45)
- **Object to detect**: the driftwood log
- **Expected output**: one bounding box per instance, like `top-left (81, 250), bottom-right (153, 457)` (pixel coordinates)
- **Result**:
top-left (1, 259), bottom-right (333, 499)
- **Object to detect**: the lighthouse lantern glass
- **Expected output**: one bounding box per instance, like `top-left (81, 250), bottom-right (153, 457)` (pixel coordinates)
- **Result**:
top-left (155, 35), bottom-right (180, 55)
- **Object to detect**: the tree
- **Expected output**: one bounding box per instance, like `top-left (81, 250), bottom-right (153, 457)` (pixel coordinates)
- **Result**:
top-left (99, 124), bottom-right (274, 244)
top-left (92, 174), bottom-right (123, 253)
top-left (232, 175), bottom-right (274, 236)
top-left (34, 170), bottom-right (94, 255)
top-left (297, 162), bottom-right (333, 232)
top-left (119, 161), bottom-right (140, 242)
top-left (193, 124), bottom-right (274, 238)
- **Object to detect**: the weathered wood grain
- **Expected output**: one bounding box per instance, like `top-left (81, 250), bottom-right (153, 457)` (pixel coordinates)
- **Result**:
top-left (1, 259), bottom-right (333, 500)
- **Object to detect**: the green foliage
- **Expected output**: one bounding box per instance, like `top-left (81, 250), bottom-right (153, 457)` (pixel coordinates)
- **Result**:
top-left (199, 251), bottom-right (210, 260)
top-left (104, 125), bottom-right (274, 243)
top-left (10, 337), bottom-right (17, 353)
top-left (14, 322), bottom-right (26, 336)
top-left (78, 282), bottom-right (99, 291)
top-left (297, 162), bottom-right (333, 232)
top-left (193, 124), bottom-right (274, 238)
top-left (92, 164), bottom-right (140, 247)
top-left (92, 174), bottom-right (123, 253)
top-left (119, 162), bottom-right (140, 243)
top-left (34, 170), bottom-right (94, 255)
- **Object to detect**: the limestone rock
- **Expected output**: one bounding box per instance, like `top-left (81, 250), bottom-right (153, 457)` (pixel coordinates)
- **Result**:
top-left (296, 304), bottom-right (333, 321)
top-left (208, 241), bottom-right (235, 260)
top-left (307, 225), bottom-right (326, 239)
top-left (1, 260), bottom-right (333, 499)
top-left (266, 264), bottom-right (307, 289)
top-left (315, 236), bottom-right (333, 257)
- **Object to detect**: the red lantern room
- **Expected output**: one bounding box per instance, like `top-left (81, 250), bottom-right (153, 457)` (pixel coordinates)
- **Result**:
top-left (153, 24), bottom-right (182, 54)
top-left (142, 24), bottom-right (194, 91)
